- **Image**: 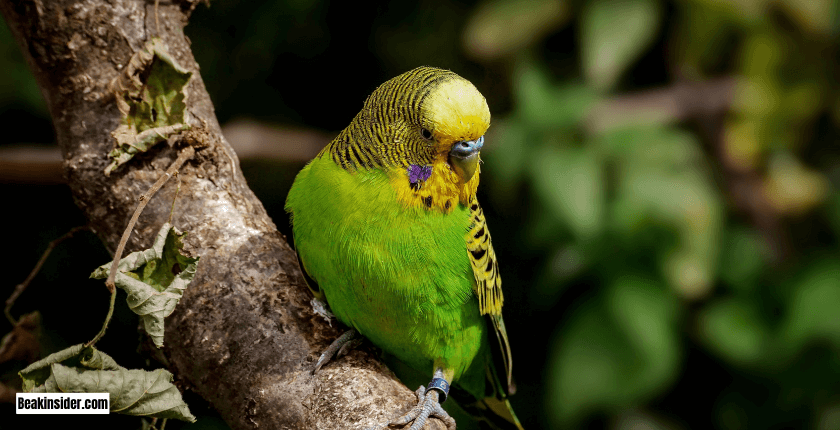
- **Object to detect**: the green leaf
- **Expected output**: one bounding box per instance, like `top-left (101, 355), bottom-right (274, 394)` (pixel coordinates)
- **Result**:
top-left (718, 227), bottom-right (769, 293)
top-left (698, 298), bottom-right (769, 366)
top-left (531, 144), bottom-right (604, 240)
top-left (20, 344), bottom-right (195, 422)
top-left (20, 344), bottom-right (124, 391)
top-left (107, 39), bottom-right (192, 176)
top-left (52, 365), bottom-right (193, 420)
top-left (462, 0), bottom-right (570, 60)
top-left (548, 277), bottom-right (679, 426)
top-left (91, 223), bottom-right (199, 347)
top-left (580, 0), bottom-right (661, 91)
top-left (548, 300), bottom-right (623, 426)
top-left (605, 276), bottom-right (679, 389)
top-left (779, 260), bottom-right (840, 351)
top-left (605, 126), bottom-right (723, 299)
top-left (514, 60), bottom-right (599, 131)
top-left (21, 344), bottom-right (97, 391)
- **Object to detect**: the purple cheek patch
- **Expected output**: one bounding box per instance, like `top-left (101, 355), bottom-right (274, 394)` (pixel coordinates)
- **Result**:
top-left (408, 164), bottom-right (433, 190)
top-left (408, 164), bottom-right (433, 183)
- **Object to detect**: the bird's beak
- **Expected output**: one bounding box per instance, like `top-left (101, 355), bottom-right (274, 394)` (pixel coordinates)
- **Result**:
top-left (448, 135), bottom-right (484, 182)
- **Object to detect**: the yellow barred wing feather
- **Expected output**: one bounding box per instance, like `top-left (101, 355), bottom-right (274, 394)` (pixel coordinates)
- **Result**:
top-left (466, 197), bottom-right (514, 394)
top-left (466, 198), bottom-right (503, 315)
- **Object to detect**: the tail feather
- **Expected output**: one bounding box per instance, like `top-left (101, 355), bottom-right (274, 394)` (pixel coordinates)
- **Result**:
top-left (451, 384), bottom-right (524, 430)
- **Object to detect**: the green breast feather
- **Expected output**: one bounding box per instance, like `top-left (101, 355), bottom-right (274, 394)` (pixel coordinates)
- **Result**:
top-left (287, 156), bottom-right (483, 380)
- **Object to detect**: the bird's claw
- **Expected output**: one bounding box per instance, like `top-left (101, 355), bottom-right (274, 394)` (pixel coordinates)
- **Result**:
top-left (337, 337), bottom-right (362, 358)
top-left (366, 385), bottom-right (456, 430)
top-left (312, 329), bottom-right (358, 374)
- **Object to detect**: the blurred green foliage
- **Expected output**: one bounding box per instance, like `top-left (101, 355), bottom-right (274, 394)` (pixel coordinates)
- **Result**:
top-left (472, 0), bottom-right (840, 428)
top-left (4, 0), bottom-right (840, 429)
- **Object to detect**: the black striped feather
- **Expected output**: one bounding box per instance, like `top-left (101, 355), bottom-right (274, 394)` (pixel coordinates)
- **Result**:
top-left (466, 198), bottom-right (503, 315)
top-left (319, 67), bottom-right (458, 170)
top-left (465, 197), bottom-right (514, 395)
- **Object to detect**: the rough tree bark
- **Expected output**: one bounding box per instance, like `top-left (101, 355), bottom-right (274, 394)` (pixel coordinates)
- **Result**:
top-left (0, 1), bottom-right (445, 429)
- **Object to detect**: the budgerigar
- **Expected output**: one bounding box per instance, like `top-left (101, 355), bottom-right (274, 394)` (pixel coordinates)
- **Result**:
top-left (286, 67), bottom-right (522, 430)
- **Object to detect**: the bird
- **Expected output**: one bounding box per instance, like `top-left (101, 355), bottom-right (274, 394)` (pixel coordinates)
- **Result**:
top-left (285, 66), bottom-right (522, 430)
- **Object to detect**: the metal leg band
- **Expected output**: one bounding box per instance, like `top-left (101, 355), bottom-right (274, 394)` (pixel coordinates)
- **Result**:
top-left (426, 377), bottom-right (450, 403)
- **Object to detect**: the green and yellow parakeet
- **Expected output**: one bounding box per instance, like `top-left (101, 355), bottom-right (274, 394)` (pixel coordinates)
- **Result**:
top-left (286, 67), bottom-right (522, 430)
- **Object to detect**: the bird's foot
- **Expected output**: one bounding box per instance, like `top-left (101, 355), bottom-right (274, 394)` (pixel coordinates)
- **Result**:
top-left (367, 378), bottom-right (456, 430)
top-left (312, 328), bottom-right (360, 374)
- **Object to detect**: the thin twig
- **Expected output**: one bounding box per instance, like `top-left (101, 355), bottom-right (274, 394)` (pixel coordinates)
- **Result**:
top-left (104, 146), bottom-right (195, 294)
top-left (168, 171), bottom-right (181, 225)
top-left (5, 225), bottom-right (91, 326)
top-left (85, 287), bottom-right (116, 348)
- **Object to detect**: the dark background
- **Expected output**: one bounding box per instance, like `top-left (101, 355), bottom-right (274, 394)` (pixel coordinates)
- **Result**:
top-left (3, 0), bottom-right (840, 429)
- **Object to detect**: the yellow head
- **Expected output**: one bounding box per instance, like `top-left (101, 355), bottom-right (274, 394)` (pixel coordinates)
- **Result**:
top-left (325, 67), bottom-right (491, 211)
top-left (421, 75), bottom-right (491, 156)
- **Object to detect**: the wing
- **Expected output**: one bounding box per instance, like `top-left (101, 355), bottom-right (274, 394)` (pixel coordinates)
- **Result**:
top-left (466, 198), bottom-right (502, 314)
top-left (465, 197), bottom-right (514, 395)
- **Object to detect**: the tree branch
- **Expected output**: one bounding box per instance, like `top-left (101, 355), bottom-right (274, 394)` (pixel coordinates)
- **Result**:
top-left (0, 145), bottom-right (64, 184)
top-left (586, 77), bottom-right (736, 133)
top-left (0, 122), bottom-right (332, 184)
top-left (0, 1), bottom-right (439, 428)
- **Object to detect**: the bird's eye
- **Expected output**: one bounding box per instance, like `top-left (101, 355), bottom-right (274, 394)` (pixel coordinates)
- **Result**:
top-left (420, 128), bottom-right (433, 140)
